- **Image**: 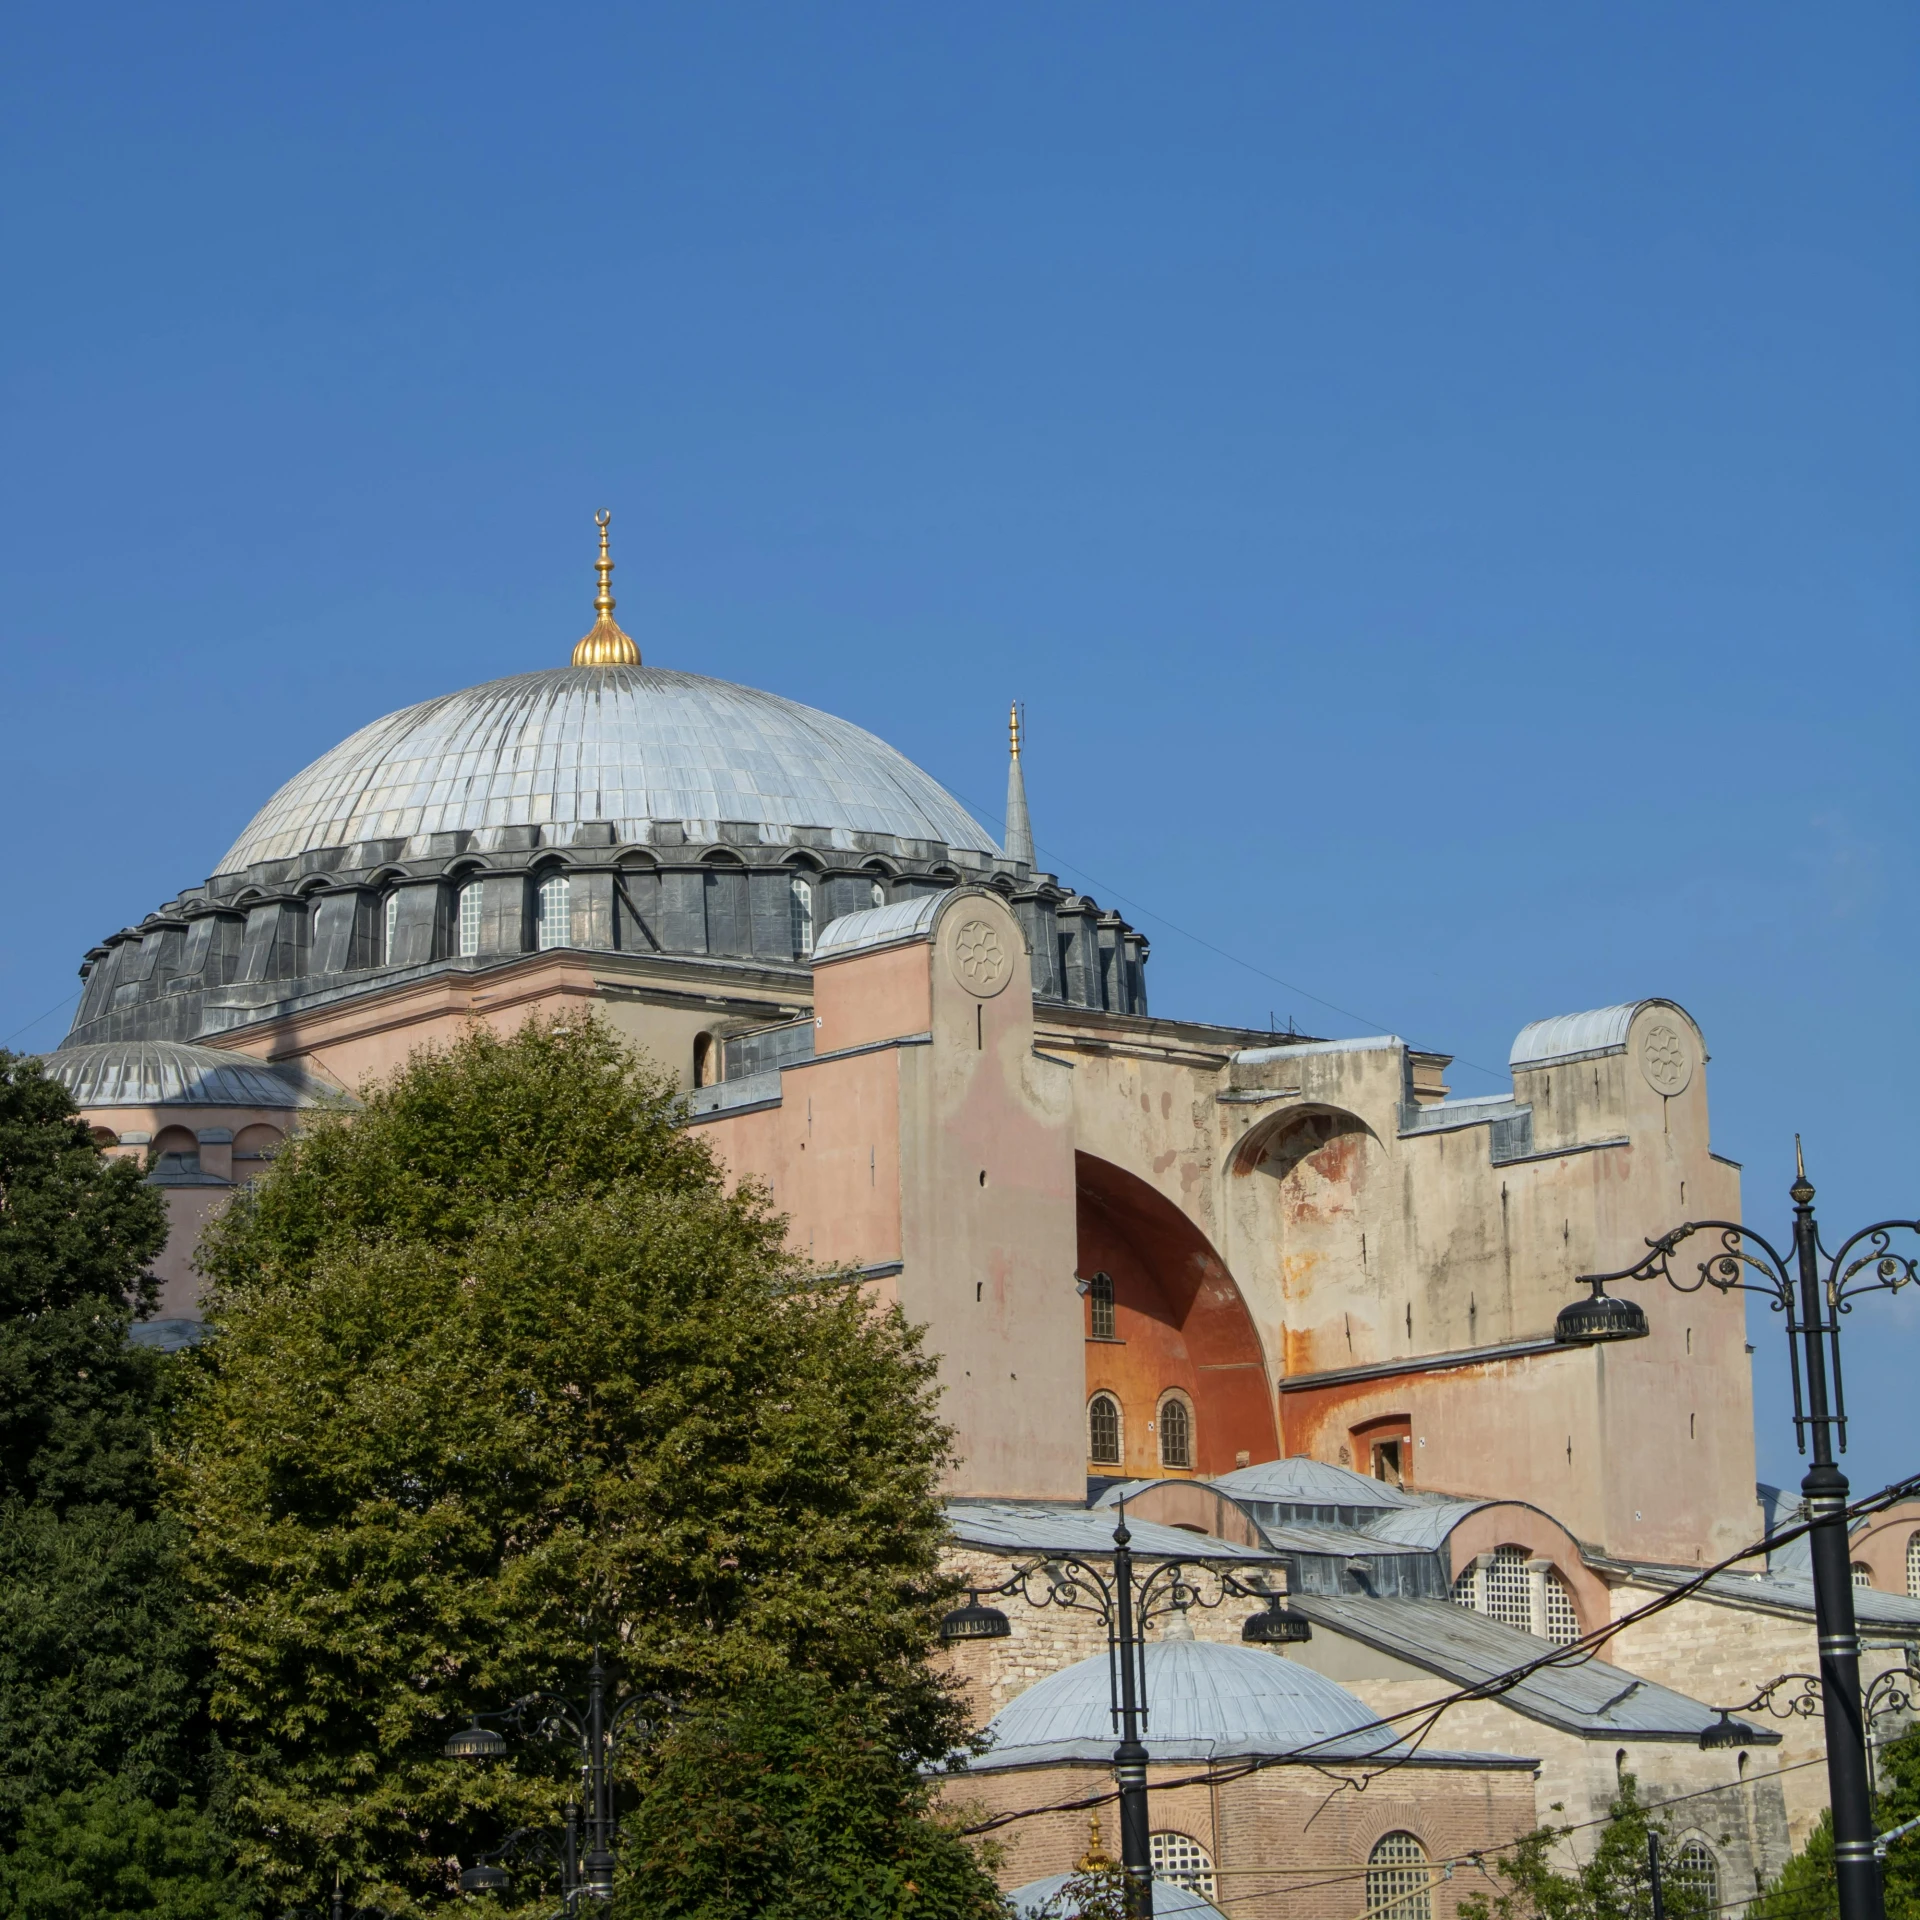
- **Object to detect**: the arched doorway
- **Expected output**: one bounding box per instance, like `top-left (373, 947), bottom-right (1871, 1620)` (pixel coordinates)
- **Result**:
top-left (1077, 1152), bottom-right (1278, 1478)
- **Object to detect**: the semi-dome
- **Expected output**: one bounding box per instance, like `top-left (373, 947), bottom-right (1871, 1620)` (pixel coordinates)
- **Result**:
top-left (39, 1039), bottom-right (330, 1111)
top-left (973, 1640), bottom-right (1400, 1768)
top-left (216, 665), bottom-right (996, 874)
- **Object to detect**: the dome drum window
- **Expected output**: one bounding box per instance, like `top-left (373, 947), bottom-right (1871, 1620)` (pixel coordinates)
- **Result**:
top-left (535, 872), bottom-right (572, 951)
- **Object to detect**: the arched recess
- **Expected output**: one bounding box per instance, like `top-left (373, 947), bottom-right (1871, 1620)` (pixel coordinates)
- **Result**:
top-left (1225, 1104), bottom-right (1383, 1379)
top-left (1077, 1151), bottom-right (1278, 1477)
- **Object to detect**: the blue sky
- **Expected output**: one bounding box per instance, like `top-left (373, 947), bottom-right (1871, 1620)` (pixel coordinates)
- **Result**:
top-left (3, 4), bottom-right (1914, 1496)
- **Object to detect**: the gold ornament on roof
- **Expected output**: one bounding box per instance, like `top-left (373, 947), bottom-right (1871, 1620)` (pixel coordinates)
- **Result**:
top-left (1009, 700), bottom-right (1022, 759)
top-left (1077, 1809), bottom-right (1110, 1871)
top-left (572, 509), bottom-right (640, 666)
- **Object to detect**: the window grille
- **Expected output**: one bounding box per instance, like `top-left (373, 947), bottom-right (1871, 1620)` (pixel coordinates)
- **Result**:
top-left (1159, 1396), bottom-right (1192, 1470)
top-left (1368, 1832), bottom-right (1432, 1920)
top-left (1150, 1832), bottom-right (1215, 1898)
top-left (1089, 1394), bottom-right (1121, 1465)
top-left (383, 891), bottom-right (399, 963)
top-left (1908, 1532), bottom-right (1920, 1598)
top-left (1670, 1839), bottom-right (1720, 1911)
top-left (1089, 1271), bottom-right (1115, 1340)
top-left (1482, 1546), bottom-right (1532, 1631)
top-left (1451, 1566), bottom-right (1477, 1609)
top-left (458, 883), bottom-right (483, 958)
top-left (536, 873), bottom-right (572, 951)
top-left (1543, 1569), bottom-right (1581, 1646)
top-left (1853, 1563), bottom-right (1874, 1591)
top-left (790, 875), bottom-right (815, 956)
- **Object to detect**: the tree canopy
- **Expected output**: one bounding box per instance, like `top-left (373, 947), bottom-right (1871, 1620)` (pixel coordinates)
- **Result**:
top-left (172, 1016), bottom-right (997, 1914)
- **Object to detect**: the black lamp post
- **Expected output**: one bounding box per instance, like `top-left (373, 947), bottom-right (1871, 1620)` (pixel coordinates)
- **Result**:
top-left (1700, 1653), bottom-right (1920, 1796)
top-left (1555, 1141), bottom-right (1919, 1920)
top-left (938, 1504), bottom-right (1305, 1918)
top-left (442, 1650), bottom-right (669, 1906)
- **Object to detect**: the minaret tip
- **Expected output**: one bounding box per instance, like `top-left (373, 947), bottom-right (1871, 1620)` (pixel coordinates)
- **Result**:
top-left (1003, 699), bottom-right (1035, 868)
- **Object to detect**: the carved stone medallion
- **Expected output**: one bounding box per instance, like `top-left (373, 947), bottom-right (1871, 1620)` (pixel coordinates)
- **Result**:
top-left (950, 916), bottom-right (1014, 998)
top-left (1638, 1018), bottom-right (1693, 1098)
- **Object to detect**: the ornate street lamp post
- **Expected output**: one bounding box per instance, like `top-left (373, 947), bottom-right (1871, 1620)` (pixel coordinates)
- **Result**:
top-left (1700, 1650), bottom-right (1920, 1797)
top-left (442, 1650), bottom-right (669, 1906)
top-left (939, 1504), bottom-right (1307, 1918)
top-left (1556, 1142), bottom-right (1919, 1920)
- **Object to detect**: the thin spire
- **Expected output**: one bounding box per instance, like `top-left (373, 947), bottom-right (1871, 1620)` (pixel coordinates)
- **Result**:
top-left (1004, 700), bottom-right (1035, 867)
top-left (572, 510), bottom-right (641, 666)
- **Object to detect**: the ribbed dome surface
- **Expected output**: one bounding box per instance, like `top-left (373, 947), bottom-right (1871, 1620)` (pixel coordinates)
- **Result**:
top-left (216, 667), bottom-right (996, 874)
top-left (976, 1641), bottom-right (1398, 1768)
top-left (39, 1041), bottom-right (325, 1110)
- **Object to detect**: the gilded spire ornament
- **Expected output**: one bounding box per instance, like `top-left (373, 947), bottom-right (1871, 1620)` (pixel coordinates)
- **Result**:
top-left (572, 509), bottom-right (641, 666)
top-left (1003, 699), bottom-right (1035, 868)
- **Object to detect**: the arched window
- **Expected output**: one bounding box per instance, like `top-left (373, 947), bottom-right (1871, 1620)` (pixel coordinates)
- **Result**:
top-left (1852, 1563), bottom-right (1874, 1590)
top-left (1483, 1547), bottom-right (1532, 1631)
top-left (1670, 1839), bottom-right (1720, 1911)
top-left (383, 890), bottom-right (399, 963)
top-left (1543, 1569), bottom-right (1581, 1646)
top-left (1368, 1833), bottom-right (1432, 1920)
top-left (693, 1033), bottom-right (717, 1090)
top-left (1149, 1832), bottom-right (1215, 1898)
top-left (1088, 1271), bottom-right (1115, 1340)
top-left (536, 873), bottom-right (572, 950)
top-left (869, 878), bottom-right (886, 909)
top-left (1088, 1393), bottom-right (1121, 1465)
top-left (1908, 1532), bottom-right (1920, 1598)
top-left (1158, 1394), bottom-right (1192, 1470)
top-left (458, 882), bottom-right (483, 958)
top-left (790, 874), bottom-right (815, 956)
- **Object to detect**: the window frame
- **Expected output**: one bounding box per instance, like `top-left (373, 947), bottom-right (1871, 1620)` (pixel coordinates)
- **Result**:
top-left (1156, 1390), bottom-right (1194, 1471)
top-left (1088, 1392), bottom-right (1122, 1465)
top-left (1088, 1271), bottom-right (1116, 1341)
top-left (535, 871), bottom-right (572, 951)
top-left (1367, 1831), bottom-right (1433, 1920)
top-left (457, 881), bottom-right (484, 958)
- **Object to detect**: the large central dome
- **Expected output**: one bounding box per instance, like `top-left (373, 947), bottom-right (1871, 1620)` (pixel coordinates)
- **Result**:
top-left (216, 665), bottom-right (996, 874)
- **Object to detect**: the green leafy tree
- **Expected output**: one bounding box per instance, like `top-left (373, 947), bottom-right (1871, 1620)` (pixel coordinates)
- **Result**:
top-left (1753, 1720), bottom-right (1920, 1920)
top-left (0, 1781), bottom-right (249, 1920)
top-left (618, 1668), bottom-right (1008, 1919)
top-left (172, 1017), bottom-right (996, 1913)
top-left (1458, 1774), bottom-right (1712, 1920)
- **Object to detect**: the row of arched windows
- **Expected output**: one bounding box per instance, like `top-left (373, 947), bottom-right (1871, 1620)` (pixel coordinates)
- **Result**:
top-left (1088, 1390), bottom-right (1193, 1471)
top-left (1852, 1531), bottom-right (1920, 1596)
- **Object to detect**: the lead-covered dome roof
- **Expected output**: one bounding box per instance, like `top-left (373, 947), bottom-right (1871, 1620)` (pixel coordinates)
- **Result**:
top-left (215, 666), bottom-right (996, 874)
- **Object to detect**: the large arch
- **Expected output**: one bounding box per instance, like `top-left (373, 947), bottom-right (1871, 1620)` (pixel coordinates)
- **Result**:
top-left (1077, 1151), bottom-right (1278, 1477)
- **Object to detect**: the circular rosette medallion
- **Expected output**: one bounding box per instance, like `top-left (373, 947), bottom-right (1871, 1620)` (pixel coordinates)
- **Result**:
top-left (949, 915), bottom-right (1014, 998)
top-left (1638, 1017), bottom-right (1693, 1097)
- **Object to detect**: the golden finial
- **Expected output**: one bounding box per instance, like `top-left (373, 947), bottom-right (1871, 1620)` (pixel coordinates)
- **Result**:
top-left (1077, 1809), bottom-right (1109, 1871)
top-left (572, 509), bottom-right (641, 667)
top-left (1009, 700), bottom-right (1022, 760)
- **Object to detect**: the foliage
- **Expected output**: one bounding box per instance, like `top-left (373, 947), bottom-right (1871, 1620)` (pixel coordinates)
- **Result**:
top-left (0, 1780), bottom-right (250, 1920)
top-left (1457, 1774), bottom-right (1712, 1920)
top-left (1752, 1719), bottom-right (1920, 1920)
top-left (171, 1017), bottom-right (973, 1913)
top-left (616, 1668), bottom-right (1007, 1919)
top-left (0, 1050), bottom-right (168, 1514)
top-left (0, 1051), bottom-right (212, 1849)
top-left (1027, 1857), bottom-right (1131, 1919)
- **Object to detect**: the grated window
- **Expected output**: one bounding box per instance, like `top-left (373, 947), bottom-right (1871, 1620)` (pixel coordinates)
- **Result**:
top-left (1089, 1394), bottom-right (1121, 1465)
top-left (536, 873), bottom-right (572, 951)
top-left (1853, 1563), bottom-right (1874, 1591)
top-left (1671, 1839), bottom-right (1720, 1911)
top-left (1543, 1569), bottom-right (1581, 1646)
top-left (1158, 1396), bottom-right (1192, 1470)
top-left (790, 875), bottom-right (815, 956)
top-left (1150, 1832), bottom-right (1215, 1898)
top-left (1089, 1271), bottom-right (1115, 1341)
top-left (383, 891), bottom-right (399, 963)
top-left (1483, 1546), bottom-right (1533, 1631)
top-left (458, 883), bottom-right (483, 958)
top-left (1368, 1832), bottom-right (1432, 1920)
top-left (1909, 1533), bottom-right (1920, 1599)
top-left (1450, 1565), bottom-right (1477, 1610)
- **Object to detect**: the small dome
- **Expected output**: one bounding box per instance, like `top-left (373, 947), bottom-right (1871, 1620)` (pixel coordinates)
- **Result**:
top-left (40, 1040), bottom-right (330, 1111)
top-left (1010, 1873), bottom-right (1225, 1918)
top-left (975, 1640), bottom-right (1397, 1768)
top-left (1203, 1456), bottom-right (1426, 1510)
top-left (215, 666), bottom-right (995, 874)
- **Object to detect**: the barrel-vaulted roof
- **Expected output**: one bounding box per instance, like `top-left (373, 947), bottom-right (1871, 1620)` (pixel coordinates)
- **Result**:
top-left (215, 666), bottom-right (996, 874)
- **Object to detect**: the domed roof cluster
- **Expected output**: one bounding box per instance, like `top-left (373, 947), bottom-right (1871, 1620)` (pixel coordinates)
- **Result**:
top-left (216, 665), bottom-right (997, 874)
